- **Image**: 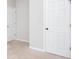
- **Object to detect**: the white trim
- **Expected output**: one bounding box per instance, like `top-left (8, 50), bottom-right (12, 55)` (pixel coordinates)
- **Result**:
top-left (47, 50), bottom-right (70, 58)
top-left (7, 38), bottom-right (17, 42)
top-left (43, 0), bottom-right (47, 51)
top-left (15, 39), bottom-right (29, 43)
top-left (43, 0), bottom-right (49, 51)
top-left (7, 38), bottom-right (29, 43)
top-left (30, 46), bottom-right (45, 52)
top-left (7, 39), bottom-right (14, 42)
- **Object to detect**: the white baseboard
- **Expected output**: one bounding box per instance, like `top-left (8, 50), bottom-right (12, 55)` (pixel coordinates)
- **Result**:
top-left (15, 39), bottom-right (29, 43)
top-left (30, 46), bottom-right (45, 52)
top-left (7, 38), bottom-right (29, 43)
top-left (46, 50), bottom-right (70, 58)
top-left (7, 39), bottom-right (16, 42)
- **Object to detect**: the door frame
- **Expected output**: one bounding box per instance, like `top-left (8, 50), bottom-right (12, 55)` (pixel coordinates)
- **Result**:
top-left (43, 0), bottom-right (47, 51)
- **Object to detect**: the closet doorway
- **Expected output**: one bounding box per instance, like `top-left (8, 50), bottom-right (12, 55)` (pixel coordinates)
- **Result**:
top-left (7, 0), bottom-right (29, 42)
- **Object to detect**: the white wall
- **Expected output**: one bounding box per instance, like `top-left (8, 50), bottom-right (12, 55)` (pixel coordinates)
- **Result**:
top-left (30, 0), bottom-right (43, 49)
top-left (16, 0), bottom-right (29, 42)
top-left (7, 0), bottom-right (16, 41)
top-left (7, 0), bottom-right (16, 8)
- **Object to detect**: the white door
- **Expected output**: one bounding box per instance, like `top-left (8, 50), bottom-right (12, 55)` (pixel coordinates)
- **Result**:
top-left (7, 7), bottom-right (16, 41)
top-left (44, 0), bottom-right (71, 58)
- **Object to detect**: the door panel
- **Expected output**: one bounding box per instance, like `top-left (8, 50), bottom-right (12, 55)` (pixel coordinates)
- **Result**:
top-left (45, 0), bottom-right (71, 58)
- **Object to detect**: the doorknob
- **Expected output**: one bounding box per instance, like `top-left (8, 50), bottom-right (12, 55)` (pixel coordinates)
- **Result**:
top-left (69, 24), bottom-right (71, 28)
top-left (45, 28), bottom-right (48, 30)
top-left (69, 47), bottom-right (71, 51)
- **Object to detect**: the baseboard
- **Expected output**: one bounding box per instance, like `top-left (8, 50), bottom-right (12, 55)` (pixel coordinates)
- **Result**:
top-left (46, 50), bottom-right (71, 58)
top-left (7, 38), bottom-right (29, 43)
top-left (15, 39), bottom-right (29, 43)
top-left (30, 46), bottom-right (45, 52)
top-left (7, 39), bottom-right (16, 42)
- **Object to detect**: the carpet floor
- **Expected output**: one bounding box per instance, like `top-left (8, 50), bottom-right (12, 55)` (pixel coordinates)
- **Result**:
top-left (7, 40), bottom-right (70, 59)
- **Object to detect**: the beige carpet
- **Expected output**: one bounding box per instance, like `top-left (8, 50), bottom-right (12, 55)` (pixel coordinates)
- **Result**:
top-left (7, 40), bottom-right (70, 59)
